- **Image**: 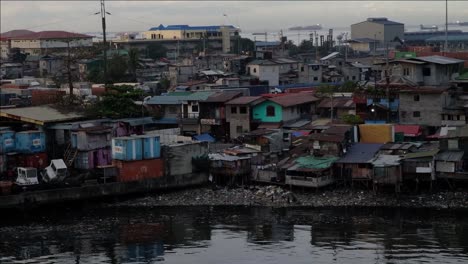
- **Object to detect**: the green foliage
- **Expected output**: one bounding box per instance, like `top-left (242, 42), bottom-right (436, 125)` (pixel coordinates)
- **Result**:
top-left (316, 84), bottom-right (338, 96)
top-left (128, 48), bottom-right (139, 81)
top-left (159, 78), bottom-right (171, 90)
top-left (340, 81), bottom-right (358, 92)
top-left (108, 54), bottom-right (128, 82)
top-left (342, 114), bottom-right (363, 125)
top-left (147, 43), bottom-right (168, 59)
top-left (85, 85), bottom-right (146, 118)
top-left (231, 37), bottom-right (255, 54)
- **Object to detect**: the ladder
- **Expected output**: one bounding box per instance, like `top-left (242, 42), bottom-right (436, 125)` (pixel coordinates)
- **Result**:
top-left (64, 143), bottom-right (78, 167)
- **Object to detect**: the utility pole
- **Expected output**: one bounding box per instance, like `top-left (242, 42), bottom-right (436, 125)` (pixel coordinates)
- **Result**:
top-left (445, 0), bottom-right (448, 53)
top-left (100, 0), bottom-right (109, 85)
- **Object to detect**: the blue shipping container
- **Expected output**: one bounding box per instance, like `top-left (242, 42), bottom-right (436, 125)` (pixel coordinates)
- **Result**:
top-left (139, 135), bottom-right (161, 159)
top-left (15, 131), bottom-right (46, 154)
top-left (0, 130), bottom-right (15, 154)
top-left (112, 137), bottom-right (143, 161)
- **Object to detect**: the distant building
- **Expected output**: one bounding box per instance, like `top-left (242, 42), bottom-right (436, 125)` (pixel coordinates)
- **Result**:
top-left (351, 18), bottom-right (404, 50)
top-left (247, 60), bottom-right (280, 86)
top-left (7, 31), bottom-right (93, 56)
top-left (225, 96), bottom-right (266, 139)
top-left (142, 24), bottom-right (240, 53)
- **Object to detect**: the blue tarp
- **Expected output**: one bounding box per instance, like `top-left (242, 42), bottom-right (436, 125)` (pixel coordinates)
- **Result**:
top-left (193, 133), bottom-right (215, 143)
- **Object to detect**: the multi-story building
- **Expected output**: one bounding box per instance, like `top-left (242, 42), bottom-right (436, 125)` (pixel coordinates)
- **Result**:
top-left (8, 31), bottom-right (93, 56)
top-left (350, 17), bottom-right (404, 50)
top-left (142, 24), bottom-right (239, 53)
top-left (225, 96), bottom-right (266, 139)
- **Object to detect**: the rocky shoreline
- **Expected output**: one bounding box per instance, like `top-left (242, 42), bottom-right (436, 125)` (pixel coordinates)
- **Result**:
top-left (113, 185), bottom-right (468, 209)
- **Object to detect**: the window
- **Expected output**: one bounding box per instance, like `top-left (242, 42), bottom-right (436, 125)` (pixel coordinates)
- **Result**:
top-left (301, 66), bottom-right (304, 72)
top-left (352, 76), bottom-right (356, 80)
top-left (313, 77), bottom-right (318, 81)
top-left (413, 111), bottom-right (420, 118)
top-left (236, 126), bottom-right (243, 134)
top-left (253, 68), bottom-right (257, 73)
top-left (423, 67), bottom-right (431, 76)
top-left (231, 106), bottom-right (237, 114)
top-left (239, 106), bottom-right (247, 114)
top-left (266, 105), bottom-right (275, 117)
top-left (191, 105), bottom-right (199, 112)
top-left (247, 67), bottom-right (251, 74)
top-left (457, 115), bottom-right (461, 120)
top-left (403, 68), bottom-right (410, 76)
top-left (413, 95), bottom-right (420, 101)
top-left (338, 61), bottom-right (343, 66)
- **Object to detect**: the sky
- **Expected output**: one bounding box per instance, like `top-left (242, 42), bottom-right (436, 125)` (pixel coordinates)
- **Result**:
top-left (1, 1), bottom-right (468, 34)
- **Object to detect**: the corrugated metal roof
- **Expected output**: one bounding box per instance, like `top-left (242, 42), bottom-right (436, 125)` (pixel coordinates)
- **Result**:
top-left (435, 151), bottom-right (464, 162)
top-left (403, 149), bottom-right (439, 160)
top-left (364, 17), bottom-right (403, 25)
top-left (114, 117), bottom-right (156, 126)
top-left (320, 52), bottom-right (340, 61)
top-left (247, 59), bottom-right (278, 66)
top-left (290, 156), bottom-right (339, 170)
top-left (204, 91), bottom-right (242, 103)
top-left (225, 96), bottom-right (265, 105)
top-left (413, 56), bottom-right (464, 65)
top-left (318, 97), bottom-right (355, 108)
top-left (12, 31), bottom-right (92, 40)
top-left (394, 125), bottom-right (422, 137)
top-left (146, 96), bottom-right (183, 105)
top-left (336, 143), bottom-right (383, 163)
top-left (268, 93), bottom-right (319, 107)
top-left (185, 91), bottom-right (216, 101)
top-left (372, 154), bottom-right (401, 167)
top-left (283, 119), bottom-right (311, 129)
top-left (0, 105), bottom-right (83, 125)
top-left (209, 153), bottom-right (250, 161)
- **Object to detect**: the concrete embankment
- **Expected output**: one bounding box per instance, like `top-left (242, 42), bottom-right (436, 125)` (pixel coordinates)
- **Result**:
top-left (113, 186), bottom-right (468, 210)
top-left (0, 173), bottom-right (208, 209)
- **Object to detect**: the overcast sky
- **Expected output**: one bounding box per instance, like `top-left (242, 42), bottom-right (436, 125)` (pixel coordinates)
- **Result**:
top-left (1, 1), bottom-right (468, 33)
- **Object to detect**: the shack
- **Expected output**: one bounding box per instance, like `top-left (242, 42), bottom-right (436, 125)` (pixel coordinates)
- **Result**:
top-left (209, 153), bottom-right (251, 185)
top-left (285, 155), bottom-right (339, 188)
top-left (371, 154), bottom-right (402, 192)
top-left (434, 151), bottom-right (466, 180)
top-left (334, 143), bottom-right (383, 187)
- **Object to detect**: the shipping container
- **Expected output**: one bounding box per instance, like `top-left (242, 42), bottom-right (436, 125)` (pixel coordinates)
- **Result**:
top-left (8, 152), bottom-right (48, 169)
top-left (112, 137), bottom-right (143, 161)
top-left (137, 135), bottom-right (161, 159)
top-left (71, 126), bottom-right (112, 151)
top-left (0, 130), bottom-right (15, 154)
top-left (113, 158), bottom-right (164, 182)
top-left (74, 148), bottom-right (112, 170)
top-left (15, 131), bottom-right (46, 154)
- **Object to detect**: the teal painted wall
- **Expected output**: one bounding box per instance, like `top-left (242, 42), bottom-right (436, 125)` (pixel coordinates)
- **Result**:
top-left (252, 101), bottom-right (283, 122)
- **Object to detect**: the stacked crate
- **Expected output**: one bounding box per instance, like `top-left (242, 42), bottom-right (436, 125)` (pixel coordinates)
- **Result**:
top-left (111, 135), bottom-right (163, 182)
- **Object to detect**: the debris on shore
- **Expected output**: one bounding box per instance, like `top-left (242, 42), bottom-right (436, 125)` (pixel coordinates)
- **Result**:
top-left (113, 186), bottom-right (468, 209)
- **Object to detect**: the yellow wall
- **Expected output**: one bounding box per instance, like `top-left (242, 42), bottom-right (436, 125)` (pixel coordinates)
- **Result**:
top-left (359, 124), bottom-right (393, 143)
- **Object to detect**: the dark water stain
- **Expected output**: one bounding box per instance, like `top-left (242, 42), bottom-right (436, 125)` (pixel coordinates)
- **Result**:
top-left (1, 205), bottom-right (468, 264)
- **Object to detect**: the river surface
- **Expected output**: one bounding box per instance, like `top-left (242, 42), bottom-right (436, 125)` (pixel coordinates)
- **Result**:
top-left (1, 206), bottom-right (468, 264)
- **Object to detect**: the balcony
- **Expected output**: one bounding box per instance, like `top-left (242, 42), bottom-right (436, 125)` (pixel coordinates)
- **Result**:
top-left (179, 113), bottom-right (199, 124)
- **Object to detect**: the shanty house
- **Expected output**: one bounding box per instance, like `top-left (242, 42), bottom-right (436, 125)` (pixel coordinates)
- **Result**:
top-left (334, 143), bottom-right (383, 185)
top-left (285, 155), bottom-right (339, 188)
top-left (209, 153), bottom-right (251, 186)
top-left (371, 154), bottom-right (402, 192)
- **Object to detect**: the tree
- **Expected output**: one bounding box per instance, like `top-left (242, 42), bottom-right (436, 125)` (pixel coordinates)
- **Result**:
top-left (342, 114), bottom-right (363, 125)
top-left (298, 40), bottom-right (314, 53)
top-left (107, 54), bottom-right (128, 82)
top-left (147, 43), bottom-right (168, 59)
top-left (340, 81), bottom-right (358, 92)
top-left (85, 84), bottom-right (146, 118)
top-left (285, 40), bottom-right (299, 56)
top-left (128, 48), bottom-right (139, 81)
top-left (231, 37), bottom-right (255, 54)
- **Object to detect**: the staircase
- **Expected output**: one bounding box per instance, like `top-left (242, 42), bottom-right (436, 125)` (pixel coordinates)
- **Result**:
top-left (64, 143), bottom-right (78, 167)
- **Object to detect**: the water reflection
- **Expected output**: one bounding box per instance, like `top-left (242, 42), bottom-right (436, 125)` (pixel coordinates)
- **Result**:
top-left (0, 206), bottom-right (468, 264)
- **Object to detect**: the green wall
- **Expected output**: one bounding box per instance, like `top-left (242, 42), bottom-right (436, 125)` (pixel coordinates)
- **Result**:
top-left (252, 101), bottom-right (283, 123)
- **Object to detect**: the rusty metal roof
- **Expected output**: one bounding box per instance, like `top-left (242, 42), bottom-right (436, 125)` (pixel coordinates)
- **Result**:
top-left (225, 96), bottom-right (265, 105)
top-left (268, 93), bottom-right (319, 107)
top-left (204, 91), bottom-right (243, 103)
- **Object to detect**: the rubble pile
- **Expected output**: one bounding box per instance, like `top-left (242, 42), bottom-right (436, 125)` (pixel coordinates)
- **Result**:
top-left (115, 186), bottom-right (468, 209)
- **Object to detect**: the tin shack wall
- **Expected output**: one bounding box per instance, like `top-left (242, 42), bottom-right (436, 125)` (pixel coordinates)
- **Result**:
top-left (113, 158), bottom-right (164, 182)
top-left (72, 131), bottom-right (111, 151)
top-left (15, 131), bottom-right (46, 154)
top-left (163, 142), bottom-right (209, 177)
